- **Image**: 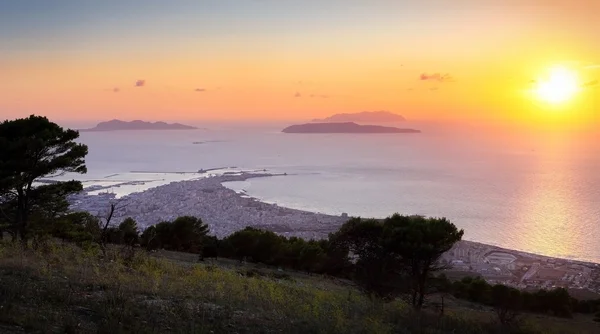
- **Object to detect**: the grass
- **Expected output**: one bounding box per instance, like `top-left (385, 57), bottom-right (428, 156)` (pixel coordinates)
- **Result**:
top-left (0, 241), bottom-right (597, 333)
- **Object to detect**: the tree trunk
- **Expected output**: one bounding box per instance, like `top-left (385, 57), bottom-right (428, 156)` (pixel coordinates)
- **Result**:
top-left (99, 203), bottom-right (116, 256)
top-left (417, 282), bottom-right (426, 309)
top-left (411, 287), bottom-right (418, 308)
top-left (16, 189), bottom-right (28, 246)
top-left (440, 295), bottom-right (445, 316)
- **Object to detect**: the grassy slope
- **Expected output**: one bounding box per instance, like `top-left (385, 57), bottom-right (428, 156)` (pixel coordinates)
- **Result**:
top-left (0, 242), bottom-right (597, 334)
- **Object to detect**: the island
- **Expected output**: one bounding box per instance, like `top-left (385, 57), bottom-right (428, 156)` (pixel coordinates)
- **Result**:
top-left (312, 111), bottom-right (406, 123)
top-left (80, 119), bottom-right (198, 132)
top-left (282, 122), bottom-right (420, 134)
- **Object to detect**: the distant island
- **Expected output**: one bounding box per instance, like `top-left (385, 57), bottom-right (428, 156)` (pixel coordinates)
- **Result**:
top-left (282, 122), bottom-right (420, 134)
top-left (312, 111), bottom-right (406, 123)
top-left (80, 120), bottom-right (198, 132)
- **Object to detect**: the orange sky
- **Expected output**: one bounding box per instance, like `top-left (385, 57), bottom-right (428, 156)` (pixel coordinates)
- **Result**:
top-left (1, 1), bottom-right (598, 127)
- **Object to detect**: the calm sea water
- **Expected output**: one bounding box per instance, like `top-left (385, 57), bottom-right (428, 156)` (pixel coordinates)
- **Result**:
top-left (67, 121), bottom-right (600, 263)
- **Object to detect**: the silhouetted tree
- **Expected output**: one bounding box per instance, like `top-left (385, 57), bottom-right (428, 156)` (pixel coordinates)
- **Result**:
top-left (331, 215), bottom-right (462, 307)
top-left (27, 181), bottom-right (83, 246)
top-left (169, 216), bottom-right (209, 253)
top-left (97, 200), bottom-right (126, 254)
top-left (140, 216), bottom-right (209, 253)
top-left (226, 227), bottom-right (262, 262)
top-left (118, 217), bottom-right (140, 247)
top-left (491, 284), bottom-right (522, 325)
top-left (544, 288), bottom-right (573, 317)
top-left (383, 214), bottom-right (463, 309)
top-left (431, 274), bottom-right (453, 316)
top-left (201, 235), bottom-right (220, 259)
top-left (329, 217), bottom-right (404, 299)
top-left (141, 225), bottom-right (159, 251)
top-left (50, 211), bottom-right (100, 244)
top-left (0, 115), bottom-right (87, 243)
top-left (298, 241), bottom-right (325, 272)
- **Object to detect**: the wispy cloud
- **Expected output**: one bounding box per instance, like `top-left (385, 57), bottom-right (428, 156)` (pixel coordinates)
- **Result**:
top-left (135, 79), bottom-right (146, 87)
top-left (585, 64), bottom-right (600, 69)
top-left (113, 88), bottom-right (120, 93)
top-left (195, 88), bottom-right (207, 92)
top-left (584, 80), bottom-right (598, 87)
top-left (295, 91), bottom-right (329, 98)
top-left (420, 73), bottom-right (453, 82)
top-left (429, 87), bottom-right (439, 92)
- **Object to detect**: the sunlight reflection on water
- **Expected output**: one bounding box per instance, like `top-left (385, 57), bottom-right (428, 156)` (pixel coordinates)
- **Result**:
top-left (66, 125), bottom-right (600, 262)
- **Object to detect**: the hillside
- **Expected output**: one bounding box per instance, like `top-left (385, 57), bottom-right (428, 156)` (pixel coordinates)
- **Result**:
top-left (1, 242), bottom-right (597, 333)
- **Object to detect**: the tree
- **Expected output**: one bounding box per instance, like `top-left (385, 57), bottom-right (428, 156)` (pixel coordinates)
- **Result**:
top-left (544, 288), bottom-right (573, 318)
top-left (383, 214), bottom-right (463, 309)
top-left (44, 211), bottom-right (101, 246)
top-left (169, 216), bottom-right (209, 253)
top-left (118, 217), bottom-right (140, 247)
top-left (139, 217), bottom-right (209, 253)
top-left (226, 227), bottom-right (262, 262)
top-left (330, 215), bottom-right (462, 307)
top-left (0, 115), bottom-right (88, 242)
top-left (201, 235), bottom-right (220, 259)
top-left (97, 200), bottom-right (126, 254)
top-left (491, 284), bottom-right (522, 325)
top-left (297, 241), bottom-right (325, 272)
top-left (329, 217), bottom-right (406, 299)
top-left (141, 225), bottom-right (160, 251)
top-left (431, 274), bottom-right (453, 316)
top-left (27, 181), bottom-right (83, 245)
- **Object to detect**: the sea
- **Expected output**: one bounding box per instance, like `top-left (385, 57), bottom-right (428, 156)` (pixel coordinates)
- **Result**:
top-left (59, 121), bottom-right (600, 263)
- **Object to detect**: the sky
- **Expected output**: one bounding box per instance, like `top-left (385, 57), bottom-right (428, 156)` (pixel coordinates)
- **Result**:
top-left (1, 0), bottom-right (599, 127)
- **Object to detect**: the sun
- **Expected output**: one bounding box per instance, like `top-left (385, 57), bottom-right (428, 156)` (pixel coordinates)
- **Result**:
top-left (535, 66), bottom-right (580, 104)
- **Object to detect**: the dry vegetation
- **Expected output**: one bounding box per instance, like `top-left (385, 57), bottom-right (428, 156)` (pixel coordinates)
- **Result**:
top-left (0, 242), bottom-right (596, 334)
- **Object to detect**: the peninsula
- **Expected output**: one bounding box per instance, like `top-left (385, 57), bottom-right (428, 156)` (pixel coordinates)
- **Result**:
top-left (282, 122), bottom-right (420, 134)
top-left (80, 119), bottom-right (197, 132)
top-left (68, 171), bottom-right (600, 296)
top-left (312, 111), bottom-right (406, 123)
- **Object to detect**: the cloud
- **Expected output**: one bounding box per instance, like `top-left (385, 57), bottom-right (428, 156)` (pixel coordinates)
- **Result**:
top-left (429, 87), bottom-right (439, 92)
top-left (309, 94), bottom-right (329, 98)
top-left (195, 88), bottom-right (207, 92)
top-left (420, 73), bottom-right (453, 82)
top-left (112, 88), bottom-right (120, 93)
top-left (584, 80), bottom-right (598, 87)
top-left (135, 80), bottom-right (146, 87)
top-left (294, 92), bottom-right (301, 97)
top-left (585, 64), bottom-right (600, 69)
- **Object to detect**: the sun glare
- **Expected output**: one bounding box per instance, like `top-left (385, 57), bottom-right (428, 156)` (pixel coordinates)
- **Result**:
top-left (535, 67), bottom-right (580, 104)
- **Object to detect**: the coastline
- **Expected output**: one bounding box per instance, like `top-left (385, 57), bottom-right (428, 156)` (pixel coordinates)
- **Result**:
top-left (69, 171), bottom-right (347, 240)
top-left (68, 171), bottom-right (600, 296)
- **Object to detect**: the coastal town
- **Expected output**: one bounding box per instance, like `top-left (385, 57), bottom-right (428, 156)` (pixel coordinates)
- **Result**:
top-left (69, 172), bottom-right (348, 241)
top-left (69, 171), bottom-right (600, 297)
top-left (442, 241), bottom-right (600, 297)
